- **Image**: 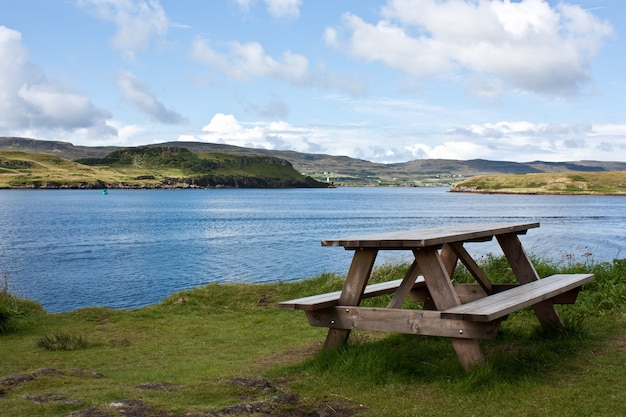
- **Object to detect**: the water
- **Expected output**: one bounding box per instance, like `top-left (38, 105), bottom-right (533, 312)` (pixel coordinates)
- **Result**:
top-left (1, 188), bottom-right (624, 312)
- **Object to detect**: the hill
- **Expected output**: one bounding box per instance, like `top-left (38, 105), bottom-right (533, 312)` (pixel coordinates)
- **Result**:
top-left (0, 147), bottom-right (330, 189)
top-left (2, 136), bottom-right (626, 186)
top-left (450, 171), bottom-right (626, 195)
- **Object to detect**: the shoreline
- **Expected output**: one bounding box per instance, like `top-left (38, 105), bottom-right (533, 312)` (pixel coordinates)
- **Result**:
top-left (449, 189), bottom-right (626, 196)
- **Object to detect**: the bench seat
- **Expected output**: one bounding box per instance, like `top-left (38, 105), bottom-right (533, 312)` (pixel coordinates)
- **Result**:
top-left (441, 274), bottom-right (594, 322)
top-left (279, 277), bottom-right (426, 311)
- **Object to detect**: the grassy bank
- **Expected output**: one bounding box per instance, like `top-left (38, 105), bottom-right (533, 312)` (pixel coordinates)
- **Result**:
top-left (451, 171), bottom-right (626, 195)
top-left (1, 257), bottom-right (625, 416)
top-left (0, 148), bottom-right (328, 189)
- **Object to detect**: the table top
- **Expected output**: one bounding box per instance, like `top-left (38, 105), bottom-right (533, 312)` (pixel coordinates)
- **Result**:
top-left (321, 222), bottom-right (539, 249)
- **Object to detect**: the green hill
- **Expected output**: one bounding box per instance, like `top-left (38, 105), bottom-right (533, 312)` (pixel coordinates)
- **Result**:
top-left (450, 171), bottom-right (626, 195)
top-left (0, 147), bottom-right (330, 189)
top-left (2, 137), bottom-right (626, 187)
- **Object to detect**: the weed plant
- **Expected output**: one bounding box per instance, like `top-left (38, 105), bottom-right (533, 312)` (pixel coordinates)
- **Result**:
top-left (36, 333), bottom-right (90, 351)
top-left (0, 269), bottom-right (43, 334)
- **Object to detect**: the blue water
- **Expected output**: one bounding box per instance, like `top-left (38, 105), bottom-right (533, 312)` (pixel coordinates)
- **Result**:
top-left (1, 188), bottom-right (624, 312)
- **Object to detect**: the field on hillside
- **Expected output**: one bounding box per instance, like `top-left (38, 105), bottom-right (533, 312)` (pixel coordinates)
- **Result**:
top-left (0, 149), bottom-right (326, 189)
top-left (451, 171), bottom-right (626, 195)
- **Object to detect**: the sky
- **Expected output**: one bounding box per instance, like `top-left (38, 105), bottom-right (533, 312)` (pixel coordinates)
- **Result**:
top-left (0, 0), bottom-right (624, 164)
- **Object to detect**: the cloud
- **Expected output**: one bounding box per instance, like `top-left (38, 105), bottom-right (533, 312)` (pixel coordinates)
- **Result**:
top-left (433, 120), bottom-right (626, 161)
top-left (184, 113), bottom-right (358, 155)
top-left (0, 26), bottom-right (113, 134)
top-left (196, 113), bottom-right (298, 150)
top-left (231, 0), bottom-right (302, 19)
top-left (326, 0), bottom-right (613, 97)
top-left (116, 70), bottom-right (185, 124)
top-left (77, 0), bottom-right (169, 60)
top-left (190, 38), bottom-right (307, 81)
top-left (189, 37), bottom-right (366, 95)
top-left (185, 112), bottom-right (626, 164)
top-left (242, 95), bottom-right (290, 119)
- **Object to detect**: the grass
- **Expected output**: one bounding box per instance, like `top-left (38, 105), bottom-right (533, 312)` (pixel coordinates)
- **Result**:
top-left (36, 333), bottom-right (90, 351)
top-left (0, 148), bottom-right (326, 189)
top-left (0, 257), bottom-right (624, 416)
top-left (451, 171), bottom-right (626, 195)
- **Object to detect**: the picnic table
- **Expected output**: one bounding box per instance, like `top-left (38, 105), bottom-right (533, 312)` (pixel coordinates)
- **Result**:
top-left (279, 222), bottom-right (594, 371)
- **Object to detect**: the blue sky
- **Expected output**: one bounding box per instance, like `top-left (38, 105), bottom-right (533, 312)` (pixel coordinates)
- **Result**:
top-left (1, 0), bottom-right (624, 163)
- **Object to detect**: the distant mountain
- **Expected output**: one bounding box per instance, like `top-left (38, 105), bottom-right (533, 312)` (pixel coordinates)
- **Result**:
top-left (2, 136), bottom-right (625, 186)
top-left (0, 137), bottom-right (120, 160)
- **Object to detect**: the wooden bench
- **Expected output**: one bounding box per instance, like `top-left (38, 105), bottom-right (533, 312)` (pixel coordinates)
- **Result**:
top-left (279, 277), bottom-right (426, 311)
top-left (441, 274), bottom-right (594, 322)
top-left (283, 223), bottom-right (595, 371)
top-left (279, 273), bottom-right (592, 315)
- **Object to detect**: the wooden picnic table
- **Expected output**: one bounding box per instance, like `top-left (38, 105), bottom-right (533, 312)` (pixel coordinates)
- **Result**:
top-left (279, 222), bottom-right (594, 371)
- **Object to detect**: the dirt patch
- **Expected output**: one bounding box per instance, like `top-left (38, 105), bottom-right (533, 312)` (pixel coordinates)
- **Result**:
top-left (65, 408), bottom-right (111, 417)
top-left (27, 391), bottom-right (83, 405)
top-left (248, 342), bottom-right (323, 373)
top-left (0, 368), bottom-right (104, 399)
top-left (108, 399), bottom-right (170, 417)
top-left (0, 373), bottom-right (34, 398)
top-left (136, 382), bottom-right (178, 392)
top-left (228, 377), bottom-right (277, 392)
top-left (0, 373), bottom-right (34, 387)
top-left (2, 370), bottom-right (361, 417)
top-left (65, 399), bottom-right (170, 417)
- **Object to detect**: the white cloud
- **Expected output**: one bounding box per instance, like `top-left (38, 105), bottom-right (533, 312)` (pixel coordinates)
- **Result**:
top-left (186, 112), bottom-right (626, 164)
top-left (231, 0), bottom-right (302, 19)
top-left (327, 0), bottom-right (614, 97)
top-left (435, 120), bottom-right (626, 162)
top-left (189, 37), bottom-right (365, 95)
top-left (190, 38), bottom-right (308, 82)
top-left (185, 113), bottom-right (357, 155)
top-left (0, 26), bottom-right (114, 135)
top-left (116, 70), bottom-right (185, 124)
top-left (77, 0), bottom-right (169, 60)
top-left (198, 113), bottom-right (292, 150)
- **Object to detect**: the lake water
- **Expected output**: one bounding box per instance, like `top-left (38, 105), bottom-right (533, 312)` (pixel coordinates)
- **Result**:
top-left (1, 188), bottom-right (624, 313)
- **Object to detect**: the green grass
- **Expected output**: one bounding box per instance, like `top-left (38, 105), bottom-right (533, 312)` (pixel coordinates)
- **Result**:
top-left (451, 171), bottom-right (626, 195)
top-left (36, 333), bottom-right (90, 351)
top-left (0, 258), bottom-right (624, 416)
top-left (0, 148), bottom-right (327, 189)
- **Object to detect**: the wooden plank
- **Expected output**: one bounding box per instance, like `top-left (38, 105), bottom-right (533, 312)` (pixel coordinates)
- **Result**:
top-left (440, 244), bottom-right (459, 278)
top-left (321, 222), bottom-right (539, 249)
top-left (306, 307), bottom-right (500, 340)
top-left (387, 260), bottom-right (421, 309)
top-left (410, 283), bottom-right (490, 303)
top-left (414, 247), bottom-right (487, 371)
top-left (497, 233), bottom-right (566, 330)
top-left (278, 276), bottom-right (427, 311)
top-left (552, 287), bottom-right (582, 304)
top-left (324, 249), bottom-right (378, 350)
top-left (278, 290), bottom-right (345, 311)
top-left (408, 283), bottom-right (573, 305)
top-left (445, 275), bottom-right (590, 319)
top-left (448, 242), bottom-right (493, 294)
top-left (415, 248), bottom-right (461, 309)
top-left (441, 274), bottom-right (595, 322)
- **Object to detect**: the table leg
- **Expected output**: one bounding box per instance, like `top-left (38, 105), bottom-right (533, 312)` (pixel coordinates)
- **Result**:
top-left (447, 242), bottom-right (494, 294)
top-left (387, 260), bottom-right (421, 309)
top-left (496, 233), bottom-right (565, 331)
top-left (415, 248), bottom-right (486, 371)
top-left (440, 244), bottom-right (459, 277)
top-left (324, 248), bottom-right (378, 350)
